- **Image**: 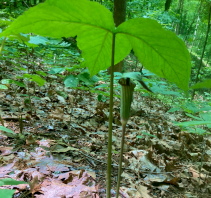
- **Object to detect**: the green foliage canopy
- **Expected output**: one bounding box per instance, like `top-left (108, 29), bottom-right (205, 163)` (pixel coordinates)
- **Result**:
top-left (0, 0), bottom-right (191, 91)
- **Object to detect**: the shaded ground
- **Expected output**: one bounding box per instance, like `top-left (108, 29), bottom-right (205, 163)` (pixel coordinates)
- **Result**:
top-left (0, 54), bottom-right (211, 198)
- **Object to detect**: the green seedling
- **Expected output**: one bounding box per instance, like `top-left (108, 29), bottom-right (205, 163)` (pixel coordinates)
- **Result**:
top-left (0, 0), bottom-right (191, 196)
top-left (0, 178), bottom-right (28, 198)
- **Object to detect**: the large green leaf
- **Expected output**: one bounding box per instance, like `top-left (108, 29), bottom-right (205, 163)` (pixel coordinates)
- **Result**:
top-left (64, 75), bottom-right (79, 88)
top-left (0, 178), bottom-right (28, 186)
top-left (0, 126), bottom-right (17, 138)
top-left (0, 126), bottom-right (15, 134)
top-left (0, 189), bottom-right (15, 198)
top-left (31, 75), bottom-right (46, 87)
top-left (175, 121), bottom-right (211, 127)
top-left (0, 84), bottom-right (8, 89)
top-left (115, 18), bottom-right (191, 91)
top-left (0, 0), bottom-right (191, 91)
top-left (190, 79), bottom-right (211, 89)
top-left (0, 0), bottom-right (118, 78)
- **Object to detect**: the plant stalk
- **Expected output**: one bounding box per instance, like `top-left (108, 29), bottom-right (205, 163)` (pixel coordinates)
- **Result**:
top-left (116, 120), bottom-right (127, 198)
top-left (0, 37), bottom-right (6, 54)
top-left (116, 78), bottom-right (136, 197)
top-left (106, 32), bottom-right (116, 198)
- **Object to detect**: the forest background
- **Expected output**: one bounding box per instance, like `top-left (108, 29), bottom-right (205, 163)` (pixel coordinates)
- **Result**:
top-left (0, 0), bottom-right (211, 198)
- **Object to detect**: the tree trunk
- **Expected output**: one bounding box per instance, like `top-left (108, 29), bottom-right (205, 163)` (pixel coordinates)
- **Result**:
top-left (108, 0), bottom-right (126, 74)
top-left (184, 0), bottom-right (202, 43)
top-left (206, 47), bottom-right (211, 67)
top-left (27, 0), bottom-right (30, 7)
top-left (165, 0), bottom-right (172, 11)
top-left (196, 37), bottom-right (203, 52)
top-left (192, 2), bottom-right (211, 98)
top-left (191, 15), bottom-right (200, 52)
top-left (175, 0), bottom-right (184, 35)
top-left (14, 0), bottom-right (17, 8)
top-left (180, 11), bottom-right (187, 35)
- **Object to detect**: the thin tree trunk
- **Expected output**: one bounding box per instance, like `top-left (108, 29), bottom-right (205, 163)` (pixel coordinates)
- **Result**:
top-left (180, 11), bottom-right (187, 35)
top-left (192, 2), bottom-right (211, 98)
top-left (108, 0), bottom-right (126, 74)
top-left (175, 0), bottom-right (184, 35)
top-left (14, 0), bottom-right (17, 8)
top-left (206, 47), bottom-right (211, 67)
top-left (165, 0), bottom-right (172, 11)
top-left (191, 15), bottom-right (200, 51)
top-left (196, 37), bottom-right (203, 52)
top-left (184, 0), bottom-right (202, 43)
top-left (128, 0), bottom-right (132, 19)
top-left (27, 0), bottom-right (30, 7)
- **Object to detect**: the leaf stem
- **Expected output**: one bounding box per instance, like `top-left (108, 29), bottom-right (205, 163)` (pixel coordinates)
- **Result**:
top-left (0, 37), bottom-right (6, 54)
top-left (106, 32), bottom-right (115, 198)
top-left (116, 121), bottom-right (127, 198)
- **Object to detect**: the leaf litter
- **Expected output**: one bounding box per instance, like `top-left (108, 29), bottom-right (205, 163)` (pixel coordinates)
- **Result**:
top-left (0, 55), bottom-right (211, 198)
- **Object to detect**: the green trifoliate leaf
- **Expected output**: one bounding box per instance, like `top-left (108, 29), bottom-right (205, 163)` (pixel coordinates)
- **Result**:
top-left (116, 18), bottom-right (191, 91)
top-left (0, 0), bottom-right (118, 77)
top-left (0, 0), bottom-right (191, 91)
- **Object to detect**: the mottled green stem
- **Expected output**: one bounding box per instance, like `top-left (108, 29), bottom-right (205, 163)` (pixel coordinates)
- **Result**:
top-left (0, 37), bottom-right (6, 54)
top-left (116, 78), bottom-right (136, 198)
top-left (106, 33), bottom-right (116, 198)
top-left (116, 120), bottom-right (127, 198)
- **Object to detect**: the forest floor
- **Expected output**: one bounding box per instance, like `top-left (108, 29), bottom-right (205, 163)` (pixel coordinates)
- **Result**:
top-left (0, 56), bottom-right (211, 198)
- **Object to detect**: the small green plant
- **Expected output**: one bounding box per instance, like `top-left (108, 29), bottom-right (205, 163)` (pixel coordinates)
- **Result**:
top-left (136, 131), bottom-right (159, 139)
top-left (0, 0), bottom-right (191, 196)
top-left (0, 178), bottom-right (28, 198)
top-left (174, 110), bottom-right (211, 175)
top-left (0, 125), bottom-right (17, 138)
top-left (174, 111), bottom-right (211, 134)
